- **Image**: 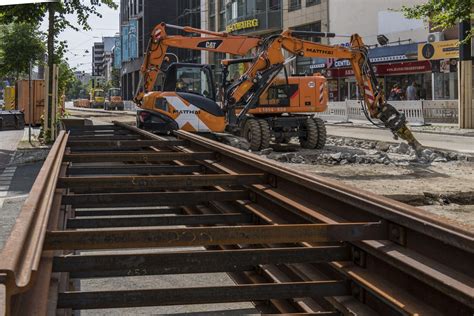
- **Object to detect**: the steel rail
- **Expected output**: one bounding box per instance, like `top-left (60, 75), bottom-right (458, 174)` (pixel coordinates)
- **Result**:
top-left (168, 129), bottom-right (474, 314)
top-left (0, 122), bottom-right (472, 315)
top-left (0, 131), bottom-right (68, 314)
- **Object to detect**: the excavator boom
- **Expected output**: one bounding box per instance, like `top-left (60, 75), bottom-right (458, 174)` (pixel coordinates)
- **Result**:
top-left (134, 22), bottom-right (261, 105)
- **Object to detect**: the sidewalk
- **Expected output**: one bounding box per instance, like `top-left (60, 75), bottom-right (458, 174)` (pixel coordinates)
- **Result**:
top-left (0, 127), bottom-right (47, 249)
top-left (327, 120), bottom-right (474, 137)
top-left (325, 123), bottom-right (474, 154)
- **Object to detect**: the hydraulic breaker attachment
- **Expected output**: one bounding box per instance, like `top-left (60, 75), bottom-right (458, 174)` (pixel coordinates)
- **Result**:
top-left (377, 103), bottom-right (423, 155)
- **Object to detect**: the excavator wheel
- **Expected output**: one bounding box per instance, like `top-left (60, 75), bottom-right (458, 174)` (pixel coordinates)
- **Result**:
top-left (299, 118), bottom-right (318, 149)
top-left (313, 117), bottom-right (327, 149)
top-left (243, 119), bottom-right (262, 151)
top-left (258, 119), bottom-right (271, 150)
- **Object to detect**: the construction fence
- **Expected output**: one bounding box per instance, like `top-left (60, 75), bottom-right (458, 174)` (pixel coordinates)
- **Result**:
top-left (315, 100), bottom-right (460, 125)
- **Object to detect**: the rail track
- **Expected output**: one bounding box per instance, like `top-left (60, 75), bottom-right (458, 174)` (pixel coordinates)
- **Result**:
top-left (0, 121), bottom-right (473, 315)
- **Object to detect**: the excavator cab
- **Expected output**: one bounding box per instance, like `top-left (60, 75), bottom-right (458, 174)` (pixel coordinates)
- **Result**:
top-left (138, 62), bottom-right (226, 134)
top-left (161, 63), bottom-right (217, 100)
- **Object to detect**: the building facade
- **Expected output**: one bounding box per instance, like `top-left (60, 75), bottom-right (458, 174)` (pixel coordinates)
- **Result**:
top-left (200, 0), bottom-right (465, 101)
top-left (201, 0), bottom-right (284, 83)
top-left (320, 0), bottom-right (459, 101)
top-left (91, 36), bottom-right (117, 86)
top-left (119, 0), bottom-right (201, 100)
top-left (201, 0), bottom-right (333, 80)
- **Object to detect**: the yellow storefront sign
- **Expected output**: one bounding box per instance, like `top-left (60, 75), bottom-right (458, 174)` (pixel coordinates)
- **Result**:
top-left (226, 19), bottom-right (259, 33)
top-left (418, 40), bottom-right (459, 61)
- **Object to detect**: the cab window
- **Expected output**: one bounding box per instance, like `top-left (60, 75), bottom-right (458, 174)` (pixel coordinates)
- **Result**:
top-left (109, 89), bottom-right (120, 97)
top-left (175, 67), bottom-right (212, 99)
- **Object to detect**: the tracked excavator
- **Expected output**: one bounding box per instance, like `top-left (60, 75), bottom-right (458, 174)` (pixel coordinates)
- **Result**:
top-left (134, 23), bottom-right (328, 150)
top-left (134, 23), bottom-right (422, 153)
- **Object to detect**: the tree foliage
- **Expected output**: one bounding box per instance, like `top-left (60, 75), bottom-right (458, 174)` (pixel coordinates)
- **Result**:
top-left (66, 76), bottom-right (87, 100)
top-left (0, 1), bottom-right (117, 64)
top-left (111, 68), bottom-right (121, 88)
top-left (401, 0), bottom-right (473, 41)
top-left (0, 23), bottom-right (46, 79)
top-left (58, 60), bottom-right (75, 97)
top-left (0, 1), bottom-right (117, 34)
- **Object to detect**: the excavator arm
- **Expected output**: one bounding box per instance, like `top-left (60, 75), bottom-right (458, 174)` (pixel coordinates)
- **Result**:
top-left (133, 22), bottom-right (262, 105)
top-left (226, 30), bottom-right (423, 152)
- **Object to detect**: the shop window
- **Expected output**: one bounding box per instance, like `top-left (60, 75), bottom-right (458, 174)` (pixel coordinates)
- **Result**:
top-left (434, 72), bottom-right (458, 100)
top-left (385, 73), bottom-right (432, 101)
top-left (306, 0), bottom-right (321, 7)
top-left (289, 0), bottom-right (301, 11)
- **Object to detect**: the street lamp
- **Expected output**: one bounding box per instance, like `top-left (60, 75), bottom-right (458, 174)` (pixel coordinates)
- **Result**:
top-left (377, 34), bottom-right (389, 46)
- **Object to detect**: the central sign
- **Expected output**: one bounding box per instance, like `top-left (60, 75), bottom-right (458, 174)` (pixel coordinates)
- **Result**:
top-left (226, 19), bottom-right (259, 33)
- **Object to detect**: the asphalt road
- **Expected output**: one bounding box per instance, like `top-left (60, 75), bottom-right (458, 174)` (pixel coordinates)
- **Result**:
top-left (326, 125), bottom-right (474, 153)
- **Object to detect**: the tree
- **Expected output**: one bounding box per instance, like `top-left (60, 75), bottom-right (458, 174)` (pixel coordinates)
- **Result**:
top-left (0, 1), bottom-right (117, 137)
top-left (0, 23), bottom-right (46, 80)
top-left (111, 68), bottom-right (121, 88)
top-left (401, 0), bottom-right (473, 42)
top-left (66, 76), bottom-right (85, 100)
top-left (58, 61), bottom-right (75, 97)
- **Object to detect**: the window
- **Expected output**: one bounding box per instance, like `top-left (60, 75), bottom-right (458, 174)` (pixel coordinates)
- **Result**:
top-left (268, 0), bottom-right (281, 10)
top-left (209, 0), bottom-right (216, 30)
top-left (306, 0), bottom-right (321, 7)
top-left (209, 16), bottom-right (216, 30)
top-left (176, 67), bottom-right (212, 98)
top-left (231, 2), bottom-right (237, 20)
top-left (109, 89), bottom-right (121, 97)
top-left (237, 0), bottom-right (245, 17)
top-left (292, 21), bottom-right (321, 42)
top-left (289, 0), bottom-right (301, 11)
top-left (294, 22), bottom-right (322, 74)
top-left (219, 0), bottom-right (226, 30)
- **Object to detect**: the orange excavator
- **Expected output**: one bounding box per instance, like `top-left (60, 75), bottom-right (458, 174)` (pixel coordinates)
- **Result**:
top-left (224, 29), bottom-right (423, 153)
top-left (134, 23), bottom-right (422, 153)
top-left (134, 23), bottom-right (328, 150)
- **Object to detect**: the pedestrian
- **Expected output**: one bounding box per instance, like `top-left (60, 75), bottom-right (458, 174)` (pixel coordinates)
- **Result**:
top-left (389, 84), bottom-right (402, 101)
top-left (419, 84), bottom-right (427, 100)
top-left (406, 81), bottom-right (417, 100)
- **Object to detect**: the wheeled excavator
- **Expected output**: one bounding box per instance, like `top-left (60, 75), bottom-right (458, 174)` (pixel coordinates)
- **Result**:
top-left (134, 23), bottom-right (423, 153)
top-left (224, 29), bottom-right (423, 153)
top-left (134, 23), bottom-right (328, 150)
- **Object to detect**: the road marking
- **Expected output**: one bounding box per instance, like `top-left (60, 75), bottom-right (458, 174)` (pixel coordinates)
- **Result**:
top-left (0, 166), bottom-right (17, 209)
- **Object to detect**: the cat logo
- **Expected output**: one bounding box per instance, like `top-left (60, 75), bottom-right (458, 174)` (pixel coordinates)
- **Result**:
top-left (197, 40), bottom-right (223, 49)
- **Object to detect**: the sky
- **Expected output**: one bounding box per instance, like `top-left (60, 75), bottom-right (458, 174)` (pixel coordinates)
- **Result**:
top-left (40, 1), bottom-right (120, 73)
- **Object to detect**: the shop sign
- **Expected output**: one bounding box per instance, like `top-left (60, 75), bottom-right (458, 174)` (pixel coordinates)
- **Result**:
top-left (331, 55), bottom-right (409, 68)
top-left (418, 40), bottom-right (459, 61)
top-left (375, 61), bottom-right (431, 75)
top-left (226, 19), bottom-right (259, 33)
top-left (325, 61), bottom-right (432, 78)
